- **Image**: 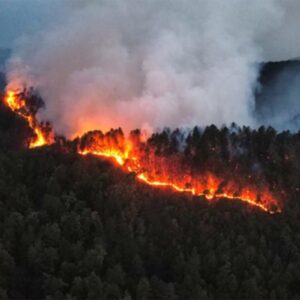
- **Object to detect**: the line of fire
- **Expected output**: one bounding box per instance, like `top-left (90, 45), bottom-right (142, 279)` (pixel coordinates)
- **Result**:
top-left (3, 88), bottom-right (285, 214)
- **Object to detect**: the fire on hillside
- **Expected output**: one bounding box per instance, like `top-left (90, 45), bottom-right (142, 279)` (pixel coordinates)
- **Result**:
top-left (3, 89), bottom-right (282, 214)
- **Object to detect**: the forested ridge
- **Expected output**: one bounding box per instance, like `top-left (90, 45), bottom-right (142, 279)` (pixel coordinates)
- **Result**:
top-left (1, 92), bottom-right (300, 300)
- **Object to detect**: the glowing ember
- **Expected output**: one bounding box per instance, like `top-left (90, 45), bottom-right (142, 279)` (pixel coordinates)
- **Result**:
top-left (4, 90), bottom-right (52, 148)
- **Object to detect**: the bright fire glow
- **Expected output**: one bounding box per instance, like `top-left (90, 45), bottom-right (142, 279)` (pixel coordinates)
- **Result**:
top-left (2, 89), bottom-right (281, 214)
top-left (4, 90), bottom-right (51, 148)
top-left (79, 139), bottom-right (281, 214)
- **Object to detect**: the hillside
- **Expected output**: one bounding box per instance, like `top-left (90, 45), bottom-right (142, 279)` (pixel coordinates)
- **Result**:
top-left (0, 94), bottom-right (300, 300)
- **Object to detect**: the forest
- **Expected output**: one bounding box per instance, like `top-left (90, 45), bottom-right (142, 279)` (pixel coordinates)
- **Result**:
top-left (1, 84), bottom-right (300, 299)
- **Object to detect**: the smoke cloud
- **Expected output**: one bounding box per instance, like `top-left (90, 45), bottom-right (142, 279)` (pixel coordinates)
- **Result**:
top-left (5, 0), bottom-right (300, 137)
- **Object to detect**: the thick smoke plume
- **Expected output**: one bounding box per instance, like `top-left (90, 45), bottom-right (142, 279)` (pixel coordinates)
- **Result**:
top-left (5, 0), bottom-right (300, 137)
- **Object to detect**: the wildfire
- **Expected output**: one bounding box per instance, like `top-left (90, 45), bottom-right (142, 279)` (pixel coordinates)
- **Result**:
top-left (2, 88), bottom-right (282, 214)
top-left (78, 133), bottom-right (281, 214)
top-left (4, 90), bottom-right (51, 148)
top-left (137, 174), bottom-right (271, 212)
top-left (80, 144), bottom-right (279, 214)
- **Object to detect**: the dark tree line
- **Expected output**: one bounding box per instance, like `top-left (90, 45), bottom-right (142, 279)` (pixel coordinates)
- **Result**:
top-left (75, 123), bottom-right (300, 212)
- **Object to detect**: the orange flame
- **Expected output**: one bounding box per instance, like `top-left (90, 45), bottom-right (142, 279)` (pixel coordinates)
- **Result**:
top-left (79, 136), bottom-right (281, 214)
top-left (2, 89), bottom-right (281, 214)
top-left (4, 90), bottom-right (51, 148)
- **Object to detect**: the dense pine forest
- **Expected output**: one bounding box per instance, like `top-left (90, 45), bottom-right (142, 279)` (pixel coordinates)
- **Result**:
top-left (1, 84), bottom-right (300, 299)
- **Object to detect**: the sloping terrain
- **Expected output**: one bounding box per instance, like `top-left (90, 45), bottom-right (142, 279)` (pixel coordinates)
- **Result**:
top-left (0, 96), bottom-right (300, 300)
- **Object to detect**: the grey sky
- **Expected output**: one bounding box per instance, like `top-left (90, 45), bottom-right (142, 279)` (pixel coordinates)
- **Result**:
top-left (0, 0), bottom-right (65, 48)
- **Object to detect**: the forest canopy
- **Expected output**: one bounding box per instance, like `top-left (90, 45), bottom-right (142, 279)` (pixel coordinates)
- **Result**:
top-left (0, 85), bottom-right (300, 299)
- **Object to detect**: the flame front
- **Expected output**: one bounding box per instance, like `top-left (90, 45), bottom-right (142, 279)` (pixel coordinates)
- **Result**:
top-left (2, 89), bottom-right (281, 214)
top-left (4, 90), bottom-right (51, 148)
top-left (79, 132), bottom-right (281, 214)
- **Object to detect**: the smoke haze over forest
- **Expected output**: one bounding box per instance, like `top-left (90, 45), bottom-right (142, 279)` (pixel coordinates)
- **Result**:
top-left (2, 0), bottom-right (300, 136)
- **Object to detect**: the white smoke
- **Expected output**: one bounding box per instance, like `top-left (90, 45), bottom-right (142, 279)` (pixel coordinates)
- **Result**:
top-left (5, 0), bottom-right (300, 137)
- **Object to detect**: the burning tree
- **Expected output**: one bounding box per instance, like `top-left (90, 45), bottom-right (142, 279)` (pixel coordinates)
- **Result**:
top-left (2, 88), bottom-right (285, 213)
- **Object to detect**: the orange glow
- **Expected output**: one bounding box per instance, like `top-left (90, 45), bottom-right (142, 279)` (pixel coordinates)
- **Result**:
top-left (80, 149), bottom-right (126, 165)
top-left (79, 134), bottom-right (281, 214)
top-left (5, 90), bottom-right (25, 110)
top-left (28, 126), bottom-right (48, 148)
top-left (2, 89), bottom-right (281, 214)
top-left (4, 89), bottom-right (52, 148)
top-left (136, 174), bottom-right (272, 213)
